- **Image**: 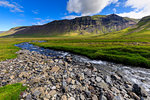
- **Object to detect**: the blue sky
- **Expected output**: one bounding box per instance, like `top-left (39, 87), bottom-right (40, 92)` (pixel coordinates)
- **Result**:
top-left (0, 0), bottom-right (150, 31)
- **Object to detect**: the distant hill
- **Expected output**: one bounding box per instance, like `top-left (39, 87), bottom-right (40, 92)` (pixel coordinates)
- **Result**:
top-left (123, 15), bottom-right (150, 35)
top-left (94, 15), bottom-right (150, 39)
top-left (1, 14), bottom-right (139, 37)
top-left (0, 31), bottom-right (4, 33)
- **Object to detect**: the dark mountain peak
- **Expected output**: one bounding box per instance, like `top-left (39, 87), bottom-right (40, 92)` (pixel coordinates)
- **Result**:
top-left (108, 14), bottom-right (120, 17)
top-left (105, 14), bottom-right (124, 21)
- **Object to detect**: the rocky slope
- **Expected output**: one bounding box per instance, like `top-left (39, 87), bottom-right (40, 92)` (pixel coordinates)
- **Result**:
top-left (0, 44), bottom-right (149, 100)
top-left (3, 14), bottom-right (138, 37)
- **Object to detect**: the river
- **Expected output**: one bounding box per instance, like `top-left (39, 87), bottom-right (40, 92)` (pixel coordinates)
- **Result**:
top-left (15, 42), bottom-right (150, 95)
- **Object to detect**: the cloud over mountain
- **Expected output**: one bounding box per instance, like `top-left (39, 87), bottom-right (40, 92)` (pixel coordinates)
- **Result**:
top-left (67, 0), bottom-right (118, 16)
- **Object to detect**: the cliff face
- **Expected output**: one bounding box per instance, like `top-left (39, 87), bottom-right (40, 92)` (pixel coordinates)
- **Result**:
top-left (4, 14), bottom-right (138, 37)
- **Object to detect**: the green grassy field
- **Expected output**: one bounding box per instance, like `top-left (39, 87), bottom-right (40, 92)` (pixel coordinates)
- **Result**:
top-left (0, 39), bottom-right (21, 61)
top-left (0, 38), bottom-right (30, 61)
top-left (0, 83), bottom-right (27, 100)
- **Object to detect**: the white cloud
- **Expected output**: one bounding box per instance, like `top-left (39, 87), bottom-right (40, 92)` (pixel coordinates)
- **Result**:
top-left (115, 2), bottom-right (120, 7)
top-left (119, 0), bottom-right (150, 19)
top-left (0, 0), bottom-right (23, 12)
top-left (32, 10), bottom-right (39, 14)
top-left (67, 0), bottom-right (118, 16)
top-left (33, 18), bottom-right (53, 25)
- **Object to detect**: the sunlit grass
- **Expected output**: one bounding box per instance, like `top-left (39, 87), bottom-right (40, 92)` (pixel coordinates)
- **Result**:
top-left (0, 83), bottom-right (27, 100)
top-left (0, 38), bottom-right (48, 61)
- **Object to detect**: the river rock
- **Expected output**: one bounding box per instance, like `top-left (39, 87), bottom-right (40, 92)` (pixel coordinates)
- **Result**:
top-left (129, 92), bottom-right (140, 100)
top-left (111, 87), bottom-right (120, 94)
top-left (67, 78), bottom-right (72, 83)
top-left (80, 94), bottom-right (85, 100)
top-left (10, 75), bottom-right (15, 79)
top-left (68, 97), bottom-right (75, 100)
top-left (51, 86), bottom-right (56, 90)
top-left (49, 90), bottom-right (57, 97)
top-left (100, 95), bottom-right (108, 100)
top-left (92, 95), bottom-right (98, 100)
top-left (104, 76), bottom-right (112, 84)
top-left (84, 68), bottom-right (92, 77)
top-left (25, 94), bottom-right (32, 100)
top-left (97, 81), bottom-right (109, 90)
top-left (33, 90), bottom-right (41, 97)
top-left (96, 76), bottom-right (102, 82)
top-left (132, 84), bottom-right (143, 96)
top-left (50, 66), bottom-right (60, 73)
top-left (61, 95), bottom-right (67, 100)
top-left (113, 94), bottom-right (124, 100)
top-left (111, 74), bottom-right (121, 80)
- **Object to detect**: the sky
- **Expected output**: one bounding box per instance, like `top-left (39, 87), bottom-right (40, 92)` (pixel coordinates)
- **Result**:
top-left (0, 0), bottom-right (150, 31)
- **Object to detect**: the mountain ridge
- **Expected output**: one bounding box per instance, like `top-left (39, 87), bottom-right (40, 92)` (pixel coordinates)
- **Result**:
top-left (2, 14), bottom-right (139, 37)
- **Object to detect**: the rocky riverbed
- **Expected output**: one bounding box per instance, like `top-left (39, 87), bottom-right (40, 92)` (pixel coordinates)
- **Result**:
top-left (0, 43), bottom-right (150, 100)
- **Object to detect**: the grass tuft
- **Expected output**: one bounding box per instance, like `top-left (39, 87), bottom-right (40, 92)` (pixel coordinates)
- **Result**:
top-left (0, 83), bottom-right (27, 100)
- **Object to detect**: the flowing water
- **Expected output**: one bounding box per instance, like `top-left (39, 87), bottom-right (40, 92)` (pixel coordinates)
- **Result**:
top-left (15, 42), bottom-right (150, 94)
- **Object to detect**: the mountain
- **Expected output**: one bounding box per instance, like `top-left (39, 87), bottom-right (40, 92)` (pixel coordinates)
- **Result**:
top-left (94, 15), bottom-right (150, 39)
top-left (2, 14), bottom-right (138, 37)
top-left (137, 15), bottom-right (150, 27)
top-left (123, 15), bottom-right (150, 35)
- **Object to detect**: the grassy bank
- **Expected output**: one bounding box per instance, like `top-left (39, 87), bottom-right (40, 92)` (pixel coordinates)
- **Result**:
top-left (0, 83), bottom-right (27, 100)
top-left (0, 38), bottom-right (47, 61)
top-left (0, 39), bottom-right (21, 61)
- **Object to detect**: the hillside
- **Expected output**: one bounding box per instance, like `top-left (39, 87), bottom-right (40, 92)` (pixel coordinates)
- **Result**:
top-left (92, 15), bottom-right (150, 39)
top-left (2, 14), bottom-right (138, 37)
top-left (126, 15), bottom-right (150, 34)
